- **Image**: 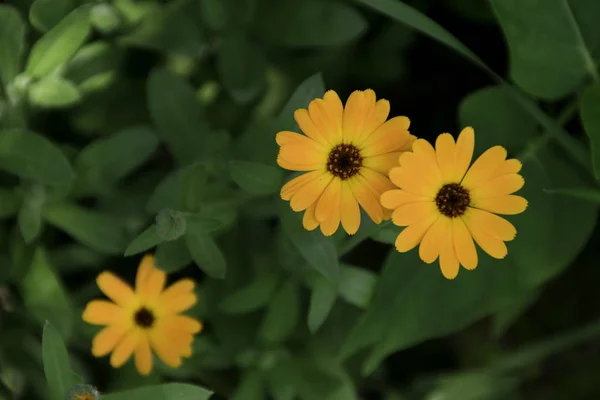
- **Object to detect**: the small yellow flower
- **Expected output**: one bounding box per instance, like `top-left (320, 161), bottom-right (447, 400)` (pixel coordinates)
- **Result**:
top-left (380, 127), bottom-right (528, 279)
top-left (82, 255), bottom-right (202, 375)
top-left (277, 89), bottom-right (416, 236)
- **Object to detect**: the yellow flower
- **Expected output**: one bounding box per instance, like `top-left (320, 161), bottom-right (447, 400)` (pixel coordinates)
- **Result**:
top-left (82, 255), bottom-right (202, 375)
top-left (276, 89), bottom-right (416, 236)
top-left (380, 127), bottom-right (528, 279)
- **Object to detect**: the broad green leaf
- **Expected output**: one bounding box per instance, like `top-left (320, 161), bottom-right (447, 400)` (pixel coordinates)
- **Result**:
top-left (427, 372), bottom-right (519, 400)
top-left (22, 249), bottom-right (73, 339)
top-left (29, 0), bottom-right (75, 32)
top-left (338, 265), bottom-right (377, 309)
top-left (65, 41), bottom-right (120, 93)
top-left (544, 187), bottom-right (600, 203)
top-left (44, 203), bottom-right (128, 254)
top-left (279, 202), bottom-right (340, 283)
top-left (265, 360), bottom-right (297, 400)
top-left (185, 230), bottom-right (226, 278)
top-left (155, 237), bottom-right (192, 273)
top-left (0, 6), bottom-right (26, 87)
top-left (257, 1), bottom-right (367, 47)
top-left (292, 358), bottom-right (344, 400)
top-left (147, 172), bottom-right (179, 213)
top-left (308, 277), bottom-right (337, 333)
top-left (100, 384), bottom-right (212, 400)
top-left (155, 209), bottom-right (187, 241)
top-left (178, 163), bottom-right (208, 212)
top-left (90, 3), bottom-right (121, 33)
top-left (185, 214), bottom-right (228, 234)
top-left (277, 73), bottom-right (325, 132)
top-left (219, 269), bottom-right (280, 314)
top-left (489, 0), bottom-right (599, 99)
top-left (75, 126), bottom-right (158, 193)
top-left (217, 32), bottom-right (266, 103)
top-left (580, 83), bottom-right (600, 179)
top-left (18, 184), bottom-right (46, 243)
top-left (26, 6), bottom-right (91, 78)
top-left (0, 129), bottom-right (74, 185)
top-left (28, 76), bottom-right (81, 108)
top-left (259, 281), bottom-right (300, 343)
top-left (229, 160), bottom-right (283, 195)
top-left (147, 68), bottom-right (209, 165)
top-left (0, 188), bottom-right (20, 218)
top-left (124, 224), bottom-right (163, 257)
top-left (492, 289), bottom-right (540, 338)
top-left (42, 321), bottom-right (77, 400)
top-left (231, 371), bottom-right (264, 400)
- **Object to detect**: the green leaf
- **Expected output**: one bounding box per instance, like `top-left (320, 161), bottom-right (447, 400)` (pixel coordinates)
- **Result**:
top-left (100, 384), bottom-right (212, 400)
top-left (178, 163), bottom-right (208, 212)
top-left (308, 277), bottom-right (337, 334)
top-left (25, 6), bottom-right (91, 78)
top-left (147, 68), bottom-right (209, 165)
top-left (147, 172), bottom-right (179, 213)
top-left (42, 321), bottom-right (77, 400)
top-left (219, 269), bottom-right (280, 314)
top-left (185, 230), bottom-right (226, 278)
top-left (75, 126), bottom-right (158, 193)
top-left (0, 6), bottom-right (26, 87)
top-left (489, 0), bottom-right (599, 99)
top-left (338, 265), bottom-right (377, 309)
top-left (229, 160), bottom-right (283, 195)
top-left (90, 3), bottom-right (121, 34)
top-left (231, 371), bottom-right (264, 400)
top-left (28, 76), bottom-right (81, 108)
top-left (155, 237), bottom-right (192, 273)
top-left (259, 281), bottom-right (300, 343)
top-left (22, 249), bottom-right (73, 339)
top-left (257, 1), bottom-right (367, 47)
top-left (279, 202), bottom-right (340, 283)
top-left (18, 184), bottom-right (46, 243)
top-left (155, 209), bottom-right (187, 241)
top-left (217, 31), bottom-right (266, 103)
top-left (544, 187), bottom-right (600, 203)
top-left (124, 224), bottom-right (163, 257)
top-left (44, 203), bottom-right (127, 254)
top-left (29, 0), bottom-right (75, 32)
top-left (0, 188), bottom-right (20, 218)
top-left (65, 41), bottom-right (120, 93)
top-left (580, 83), bottom-right (600, 179)
top-left (0, 129), bottom-right (74, 186)
top-left (277, 73), bottom-right (325, 132)
top-left (185, 214), bottom-right (229, 234)
top-left (198, 0), bottom-right (228, 31)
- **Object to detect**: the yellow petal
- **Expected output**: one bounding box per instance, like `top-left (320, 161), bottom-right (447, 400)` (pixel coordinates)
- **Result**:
top-left (315, 178), bottom-right (342, 223)
top-left (464, 208), bottom-right (516, 241)
top-left (391, 201), bottom-right (437, 226)
top-left (294, 109), bottom-right (329, 147)
top-left (454, 127), bottom-right (474, 181)
top-left (276, 156), bottom-right (321, 172)
top-left (308, 96), bottom-right (343, 145)
top-left (83, 300), bottom-right (123, 325)
top-left (362, 151), bottom-right (402, 175)
top-left (472, 195), bottom-right (528, 215)
top-left (461, 146), bottom-right (507, 189)
top-left (340, 182), bottom-right (361, 235)
top-left (278, 143), bottom-right (327, 166)
top-left (302, 203), bottom-right (319, 231)
top-left (470, 174), bottom-right (524, 199)
top-left (439, 229), bottom-right (459, 280)
top-left (452, 217), bottom-right (477, 270)
top-left (160, 279), bottom-right (197, 313)
top-left (360, 168), bottom-right (395, 197)
top-left (110, 330), bottom-right (139, 368)
top-left (435, 133), bottom-right (456, 183)
top-left (276, 130), bottom-right (322, 147)
top-left (163, 315), bottom-right (203, 334)
top-left (360, 116), bottom-right (411, 156)
top-left (136, 254), bottom-right (166, 302)
top-left (161, 279), bottom-right (194, 299)
top-left (388, 167), bottom-right (439, 197)
top-left (319, 208), bottom-right (341, 236)
top-left (134, 335), bottom-right (152, 376)
top-left (97, 272), bottom-right (136, 308)
top-left (355, 97), bottom-right (391, 146)
top-left (281, 170), bottom-right (323, 201)
top-left (495, 159), bottom-right (522, 175)
top-left (342, 90), bottom-right (369, 143)
top-left (92, 324), bottom-right (128, 357)
top-left (348, 175), bottom-right (383, 224)
top-left (394, 213), bottom-right (438, 252)
top-left (418, 216), bottom-right (446, 263)
top-left (290, 173), bottom-right (332, 212)
top-left (380, 189), bottom-right (430, 210)
top-left (463, 210), bottom-right (509, 259)
top-left (149, 330), bottom-right (182, 369)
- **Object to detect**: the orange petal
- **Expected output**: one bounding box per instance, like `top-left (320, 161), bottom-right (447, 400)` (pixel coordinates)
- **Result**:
top-left (302, 203), bottom-right (319, 231)
top-left (96, 272), bottom-right (136, 308)
top-left (360, 116), bottom-right (411, 156)
top-left (278, 143), bottom-right (327, 166)
top-left (461, 146), bottom-right (507, 189)
top-left (435, 133), bottom-right (456, 183)
top-left (136, 254), bottom-right (166, 302)
top-left (281, 170), bottom-right (323, 201)
top-left (319, 208), bottom-right (341, 236)
top-left (162, 315), bottom-right (203, 334)
top-left (92, 324), bottom-right (128, 357)
top-left (294, 109), bottom-right (329, 147)
top-left (470, 174), bottom-right (524, 199)
top-left (161, 279), bottom-right (194, 299)
top-left (348, 175), bottom-right (384, 224)
top-left (463, 210), bottom-right (509, 259)
top-left (418, 216), bottom-right (446, 263)
top-left (360, 168), bottom-right (395, 198)
top-left (342, 90), bottom-right (369, 144)
top-left (388, 167), bottom-right (439, 197)
top-left (380, 189), bottom-right (431, 210)
top-left (362, 151), bottom-right (403, 175)
top-left (439, 228), bottom-right (459, 279)
top-left (394, 213), bottom-right (438, 252)
top-left (340, 182), bottom-right (361, 235)
top-left (452, 217), bottom-right (478, 270)
top-left (472, 195), bottom-right (528, 215)
top-left (110, 330), bottom-right (139, 368)
top-left (315, 178), bottom-right (342, 223)
top-left (391, 201), bottom-right (437, 226)
top-left (83, 300), bottom-right (123, 325)
top-left (149, 329), bottom-right (182, 368)
top-left (134, 335), bottom-right (153, 376)
top-left (307, 92), bottom-right (343, 145)
top-left (464, 208), bottom-right (516, 241)
top-left (290, 172), bottom-right (332, 212)
top-left (454, 127), bottom-right (474, 181)
top-left (356, 97), bottom-right (391, 146)
top-left (277, 156), bottom-right (321, 171)
top-left (276, 131), bottom-right (322, 147)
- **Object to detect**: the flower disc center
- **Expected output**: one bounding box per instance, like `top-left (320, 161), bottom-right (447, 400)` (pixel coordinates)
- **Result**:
top-left (134, 307), bottom-right (155, 328)
top-left (326, 143), bottom-right (362, 180)
top-left (435, 183), bottom-right (471, 218)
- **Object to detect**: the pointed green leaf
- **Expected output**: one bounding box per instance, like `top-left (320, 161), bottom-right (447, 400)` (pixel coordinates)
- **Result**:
top-left (219, 270), bottom-right (280, 314)
top-left (147, 172), bottom-right (179, 213)
top-left (185, 214), bottom-right (229, 234)
top-left (124, 224), bottom-right (163, 257)
top-left (18, 184), bottom-right (46, 243)
top-left (580, 83), bottom-right (600, 179)
top-left (42, 321), bottom-right (77, 400)
top-left (489, 0), bottom-right (599, 99)
top-left (29, 0), bottom-right (75, 32)
top-left (338, 265), bottom-right (377, 309)
top-left (259, 281), bottom-right (300, 343)
top-left (28, 76), bottom-right (81, 108)
top-left (0, 5), bottom-right (26, 87)
top-left (178, 163), bottom-right (208, 212)
top-left (65, 41), bottom-right (120, 93)
top-left (26, 6), bottom-right (91, 78)
top-left (277, 73), bottom-right (325, 132)
top-left (155, 237), bottom-right (192, 273)
top-left (229, 160), bottom-right (283, 195)
top-left (100, 384), bottom-right (212, 400)
top-left (44, 203), bottom-right (127, 254)
top-left (0, 129), bottom-right (74, 185)
top-left (185, 230), bottom-right (226, 278)
top-left (308, 277), bottom-right (337, 333)
top-left (155, 209), bottom-right (187, 241)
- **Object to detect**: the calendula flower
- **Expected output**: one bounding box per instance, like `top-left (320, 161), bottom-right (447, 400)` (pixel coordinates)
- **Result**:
top-left (277, 89), bottom-right (416, 236)
top-left (380, 127), bottom-right (527, 279)
top-left (82, 255), bottom-right (202, 375)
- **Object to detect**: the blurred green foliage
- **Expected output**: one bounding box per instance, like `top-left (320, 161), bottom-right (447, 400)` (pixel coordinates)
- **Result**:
top-left (1, 0), bottom-right (600, 399)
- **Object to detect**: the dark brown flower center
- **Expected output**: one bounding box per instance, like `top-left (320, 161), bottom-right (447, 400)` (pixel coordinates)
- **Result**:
top-left (134, 307), bottom-right (155, 328)
top-left (435, 183), bottom-right (471, 218)
top-left (326, 143), bottom-right (362, 180)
